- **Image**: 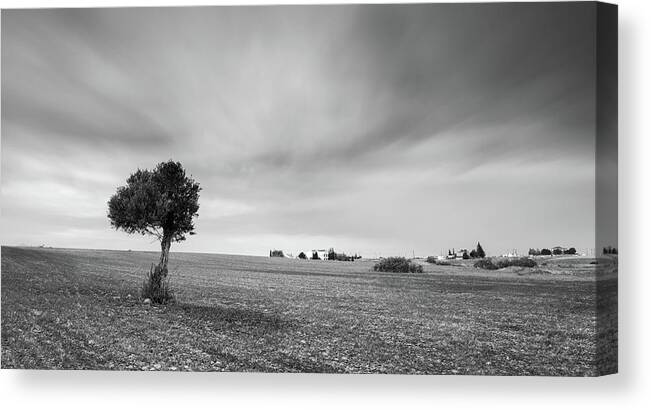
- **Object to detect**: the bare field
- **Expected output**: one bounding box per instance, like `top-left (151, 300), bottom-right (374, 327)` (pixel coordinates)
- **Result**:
top-left (1, 246), bottom-right (617, 375)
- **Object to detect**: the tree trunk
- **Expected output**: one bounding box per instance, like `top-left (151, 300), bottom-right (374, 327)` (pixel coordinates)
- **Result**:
top-left (158, 234), bottom-right (172, 274)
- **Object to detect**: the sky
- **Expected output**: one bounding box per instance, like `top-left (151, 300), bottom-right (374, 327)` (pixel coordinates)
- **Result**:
top-left (1, 3), bottom-right (605, 257)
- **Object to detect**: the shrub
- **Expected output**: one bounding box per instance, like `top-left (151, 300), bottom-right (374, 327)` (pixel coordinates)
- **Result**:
top-left (298, 252), bottom-right (307, 259)
top-left (473, 258), bottom-right (498, 270)
top-left (507, 257), bottom-right (537, 268)
top-left (374, 257), bottom-right (423, 273)
top-left (474, 257), bottom-right (537, 270)
top-left (540, 248), bottom-right (552, 256)
top-left (564, 247), bottom-right (577, 255)
top-left (552, 248), bottom-right (563, 255)
top-left (270, 249), bottom-right (284, 257)
top-left (426, 256), bottom-right (451, 266)
top-left (528, 248), bottom-right (541, 256)
top-left (462, 251), bottom-right (470, 260)
top-left (141, 263), bottom-right (175, 304)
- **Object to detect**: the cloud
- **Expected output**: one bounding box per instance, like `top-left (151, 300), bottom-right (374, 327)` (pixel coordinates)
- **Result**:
top-left (1, 4), bottom-right (599, 256)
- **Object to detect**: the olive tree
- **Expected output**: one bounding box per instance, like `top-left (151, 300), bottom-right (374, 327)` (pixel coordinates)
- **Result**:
top-left (108, 160), bottom-right (201, 274)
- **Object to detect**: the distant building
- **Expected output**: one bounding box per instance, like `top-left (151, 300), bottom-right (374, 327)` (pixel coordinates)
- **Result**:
top-left (446, 248), bottom-right (468, 259)
top-left (312, 249), bottom-right (329, 260)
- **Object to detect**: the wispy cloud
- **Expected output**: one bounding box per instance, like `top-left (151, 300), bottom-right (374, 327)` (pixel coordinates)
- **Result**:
top-left (2, 4), bottom-right (597, 256)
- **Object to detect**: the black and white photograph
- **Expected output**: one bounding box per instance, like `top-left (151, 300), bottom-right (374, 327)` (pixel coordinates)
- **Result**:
top-left (1, 2), bottom-right (617, 377)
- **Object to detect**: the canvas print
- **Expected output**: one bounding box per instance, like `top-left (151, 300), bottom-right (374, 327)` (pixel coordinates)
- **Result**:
top-left (0, 2), bottom-right (617, 375)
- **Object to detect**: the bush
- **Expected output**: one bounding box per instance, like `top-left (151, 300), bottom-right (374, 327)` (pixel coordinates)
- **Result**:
top-left (540, 248), bottom-right (552, 256)
top-left (298, 252), bottom-right (307, 259)
top-left (507, 257), bottom-right (537, 268)
top-left (426, 256), bottom-right (451, 266)
top-left (474, 257), bottom-right (537, 270)
top-left (270, 249), bottom-right (284, 257)
top-left (141, 264), bottom-right (175, 304)
top-left (473, 258), bottom-right (498, 270)
top-left (564, 247), bottom-right (577, 255)
top-left (374, 257), bottom-right (423, 273)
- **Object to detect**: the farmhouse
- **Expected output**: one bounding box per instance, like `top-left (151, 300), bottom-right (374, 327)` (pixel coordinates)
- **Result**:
top-left (312, 249), bottom-right (329, 260)
top-left (446, 248), bottom-right (469, 259)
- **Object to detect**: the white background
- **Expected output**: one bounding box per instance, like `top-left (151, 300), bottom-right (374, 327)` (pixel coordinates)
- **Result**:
top-left (0, 0), bottom-right (649, 409)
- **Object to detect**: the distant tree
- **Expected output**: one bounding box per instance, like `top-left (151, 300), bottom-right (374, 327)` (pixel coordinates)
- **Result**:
top-left (540, 248), bottom-right (552, 256)
top-left (564, 247), bottom-right (577, 255)
top-left (270, 250), bottom-right (285, 257)
top-left (552, 248), bottom-right (563, 255)
top-left (311, 251), bottom-right (321, 260)
top-left (462, 251), bottom-right (470, 260)
top-left (327, 248), bottom-right (336, 261)
top-left (476, 242), bottom-right (486, 258)
top-left (603, 246), bottom-right (618, 255)
top-left (469, 249), bottom-right (478, 258)
top-left (298, 252), bottom-right (307, 260)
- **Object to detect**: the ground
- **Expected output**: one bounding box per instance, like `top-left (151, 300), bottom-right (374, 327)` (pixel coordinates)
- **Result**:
top-left (0, 246), bottom-right (617, 375)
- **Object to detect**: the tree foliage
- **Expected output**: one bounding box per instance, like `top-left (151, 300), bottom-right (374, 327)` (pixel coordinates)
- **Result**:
top-left (476, 242), bottom-right (486, 258)
top-left (603, 246), bottom-right (618, 255)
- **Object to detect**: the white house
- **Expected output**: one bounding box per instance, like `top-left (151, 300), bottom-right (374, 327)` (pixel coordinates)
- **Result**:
top-left (311, 249), bottom-right (329, 260)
